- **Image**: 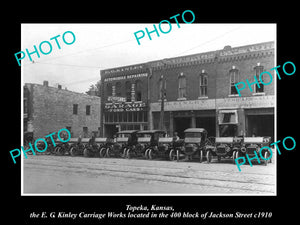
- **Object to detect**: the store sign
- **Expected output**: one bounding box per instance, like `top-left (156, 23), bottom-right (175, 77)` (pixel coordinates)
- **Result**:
top-left (103, 73), bottom-right (148, 82)
top-left (150, 95), bottom-right (275, 112)
top-left (107, 96), bottom-right (126, 102)
top-left (105, 102), bottom-right (146, 112)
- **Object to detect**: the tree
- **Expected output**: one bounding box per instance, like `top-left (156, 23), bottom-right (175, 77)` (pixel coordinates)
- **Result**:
top-left (86, 80), bottom-right (101, 97)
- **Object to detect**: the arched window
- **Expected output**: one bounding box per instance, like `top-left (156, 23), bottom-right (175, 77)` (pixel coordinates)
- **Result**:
top-left (135, 80), bottom-right (142, 101)
top-left (125, 81), bottom-right (131, 102)
top-left (229, 66), bottom-right (239, 95)
top-left (178, 72), bottom-right (186, 99)
top-left (199, 70), bottom-right (208, 97)
top-left (254, 63), bottom-right (264, 93)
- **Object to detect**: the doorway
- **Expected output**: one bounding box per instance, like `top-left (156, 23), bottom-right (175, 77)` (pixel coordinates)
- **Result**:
top-left (174, 117), bottom-right (191, 139)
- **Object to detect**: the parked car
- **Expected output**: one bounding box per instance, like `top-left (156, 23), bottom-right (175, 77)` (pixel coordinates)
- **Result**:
top-left (127, 130), bottom-right (164, 159)
top-left (69, 137), bottom-right (86, 156)
top-left (237, 136), bottom-right (272, 165)
top-left (83, 137), bottom-right (110, 157)
top-left (107, 130), bottom-right (138, 158)
top-left (206, 136), bottom-right (243, 163)
top-left (178, 128), bottom-right (214, 162)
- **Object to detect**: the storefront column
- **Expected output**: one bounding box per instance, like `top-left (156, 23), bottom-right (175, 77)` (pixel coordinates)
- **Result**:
top-left (190, 110), bottom-right (196, 128)
top-left (169, 111), bottom-right (174, 136)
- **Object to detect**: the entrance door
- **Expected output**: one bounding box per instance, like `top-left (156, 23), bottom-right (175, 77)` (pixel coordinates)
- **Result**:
top-left (196, 116), bottom-right (216, 137)
top-left (174, 117), bottom-right (191, 139)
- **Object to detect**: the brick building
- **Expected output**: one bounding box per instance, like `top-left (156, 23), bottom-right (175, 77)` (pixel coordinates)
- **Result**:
top-left (149, 41), bottom-right (275, 139)
top-left (100, 41), bottom-right (275, 140)
top-left (23, 81), bottom-right (101, 139)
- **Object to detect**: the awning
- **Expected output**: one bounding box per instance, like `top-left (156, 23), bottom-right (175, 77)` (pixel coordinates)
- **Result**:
top-left (218, 109), bottom-right (238, 124)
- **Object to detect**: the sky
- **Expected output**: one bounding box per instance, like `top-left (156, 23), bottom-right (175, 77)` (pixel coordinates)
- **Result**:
top-left (21, 23), bottom-right (276, 93)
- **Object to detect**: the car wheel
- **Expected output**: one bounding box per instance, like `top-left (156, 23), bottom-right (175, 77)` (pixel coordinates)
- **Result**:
top-left (83, 148), bottom-right (89, 157)
top-left (145, 149), bottom-right (149, 159)
top-left (70, 147), bottom-right (76, 156)
top-left (232, 151), bottom-right (236, 164)
top-left (148, 149), bottom-right (154, 160)
top-left (106, 148), bottom-right (111, 158)
top-left (206, 151), bottom-right (212, 163)
top-left (99, 148), bottom-right (106, 158)
top-left (169, 149), bottom-right (176, 161)
top-left (264, 151), bottom-right (268, 166)
top-left (199, 150), bottom-right (203, 163)
top-left (125, 149), bottom-right (130, 159)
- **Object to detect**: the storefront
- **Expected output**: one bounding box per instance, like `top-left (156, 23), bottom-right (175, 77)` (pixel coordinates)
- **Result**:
top-left (100, 63), bottom-right (149, 137)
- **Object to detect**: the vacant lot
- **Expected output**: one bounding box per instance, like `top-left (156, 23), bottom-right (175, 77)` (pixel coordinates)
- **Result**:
top-left (23, 155), bottom-right (275, 195)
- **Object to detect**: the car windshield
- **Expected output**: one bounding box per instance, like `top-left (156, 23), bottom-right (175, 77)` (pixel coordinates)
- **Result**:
top-left (185, 132), bottom-right (202, 138)
top-left (137, 133), bottom-right (152, 138)
top-left (117, 133), bottom-right (131, 138)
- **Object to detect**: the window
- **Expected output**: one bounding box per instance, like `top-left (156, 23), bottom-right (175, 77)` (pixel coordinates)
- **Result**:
top-left (125, 81), bottom-right (131, 102)
top-left (115, 82), bottom-right (121, 96)
top-left (86, 105), bottom-right (91, 115)
top-left (229, 67), bottom-right (239, 95)
top-left (254, 63), bottom-right (264, 93)
top-left (73, 104), bottom-right (78, 115)
top-left (199, 70), bottom-right (208, 97)
top-left (178, 72), bottom-right (186, 99)
top-left (106, 83), bottom-right (112, 96)
top-left (135, 80), bottom-right (142, 101)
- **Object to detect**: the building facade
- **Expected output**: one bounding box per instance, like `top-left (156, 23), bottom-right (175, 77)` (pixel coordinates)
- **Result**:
top-left (24, 81), bottom-right (101, 140)
top-left (100, 64), bottom-right (149, 137)
top-left (100, 41), bottom-right (275, 140)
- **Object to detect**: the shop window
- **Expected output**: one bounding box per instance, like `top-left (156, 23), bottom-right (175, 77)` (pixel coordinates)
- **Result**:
top-left (254, 63), bottom-right (264, 93)
top-left (178, 72), bottom-right (187, 99)
top-left (229, 66), bottom-right (239, 95)
top-left (199, 70), bottom-right (208, 97)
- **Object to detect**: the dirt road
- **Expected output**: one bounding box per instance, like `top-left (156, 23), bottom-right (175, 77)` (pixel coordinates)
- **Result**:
top-left (23, 155), bottom-right (275, 195)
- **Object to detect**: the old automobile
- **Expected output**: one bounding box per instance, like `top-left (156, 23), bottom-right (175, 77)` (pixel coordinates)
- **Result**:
top-left (69, 137), bottom-right (86, 156)
top-left (127, 130), bottom-right (165, 159)
top-left (237, 136), bottom-right (272, 165)
top-left (206, 136), bottom-right (243, 163)
top-left (83, 137), bottom-right (111, 157)
top-left (178, 128), bottom-right (214, 162)
top-left (107, 130), bottom-right (138, 158)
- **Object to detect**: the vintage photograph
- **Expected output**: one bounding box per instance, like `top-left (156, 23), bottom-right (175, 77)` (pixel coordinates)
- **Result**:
top-left (21, 23), bottom-right (276, 195)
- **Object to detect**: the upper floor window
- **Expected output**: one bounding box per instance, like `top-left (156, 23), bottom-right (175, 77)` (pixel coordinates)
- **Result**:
top-left (229, 66), bottom-right (239, 95)
top-left (178, 72), bottom-right (186, 99)
top-left (199, 70), bottom-right (208, 97)
top-left (135, 80), bottom-right (142, 101)
top-left (73, 104), bottom-right (78, 115)
top-left (254, 63), bottom-right (264, 93)
top-left (86, 105), bottom-right (91, 115)
top-left (106, 83), bottom-right (112, 96)
top-left (115, 82), bottom-right (121, 96)
top-left (125, 81), bottom-right (131, 102)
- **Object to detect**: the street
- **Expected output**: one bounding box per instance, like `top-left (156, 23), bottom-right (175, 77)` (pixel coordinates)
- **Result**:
top-left (23, 155), bottom-right (276, 195)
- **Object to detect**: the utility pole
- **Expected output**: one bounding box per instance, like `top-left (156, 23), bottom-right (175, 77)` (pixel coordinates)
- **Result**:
top-left (159, 75), bottom-right (166, 130)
